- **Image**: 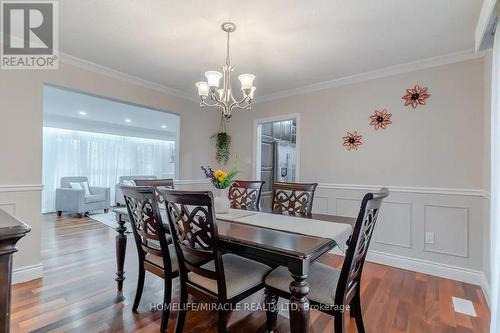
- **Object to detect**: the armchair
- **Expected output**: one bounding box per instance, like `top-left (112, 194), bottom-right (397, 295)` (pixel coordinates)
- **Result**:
top-left (115, 175), bottom-right (157, 206)
top-left (55, 177), bottom-right (110, 217)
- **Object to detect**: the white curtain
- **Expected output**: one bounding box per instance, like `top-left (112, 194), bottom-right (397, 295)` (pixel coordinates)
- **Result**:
top-left (42, 127), bottom-right (176, 213)
top-left (490, 24), bottom-right (500, 333)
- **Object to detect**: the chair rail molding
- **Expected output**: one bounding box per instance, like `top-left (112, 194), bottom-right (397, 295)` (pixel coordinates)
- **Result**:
top-left (317, 183), bottom-right (489, 198)
top-left (0, 184), bottom-right (44, 193)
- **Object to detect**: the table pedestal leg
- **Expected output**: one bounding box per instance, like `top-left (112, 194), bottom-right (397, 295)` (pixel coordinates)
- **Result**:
top-left (289, 273), bottom-right (310, 333)
top-left (264, 289), bottom-right (279, 333)
top-left (115, 217), bottom-right (127, 303)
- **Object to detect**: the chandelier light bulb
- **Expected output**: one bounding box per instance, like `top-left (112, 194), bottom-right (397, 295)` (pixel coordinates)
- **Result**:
top-left (238, 74), bottom-right (255, 90)
top-left (205, 71), bottom-right (223, 87)
top-left (195, 81), bottom-right (209, 97)
top-left (248, 86), bottom-right (256, 99)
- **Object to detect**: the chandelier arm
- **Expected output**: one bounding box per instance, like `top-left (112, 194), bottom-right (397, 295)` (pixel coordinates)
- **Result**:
top-left (229, 96), bottom-right (251, 111)
top-left (201, 96), bottom-right (223, 108)
top-left (210, 90), bottom-right (224, 104)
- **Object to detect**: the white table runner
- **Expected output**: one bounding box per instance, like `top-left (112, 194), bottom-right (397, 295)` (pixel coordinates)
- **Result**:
top-left (217, 209), bottom-right (352, 252)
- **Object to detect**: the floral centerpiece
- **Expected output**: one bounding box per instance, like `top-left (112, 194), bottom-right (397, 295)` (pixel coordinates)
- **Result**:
top-left (201, 165), bottom-right (239, 213)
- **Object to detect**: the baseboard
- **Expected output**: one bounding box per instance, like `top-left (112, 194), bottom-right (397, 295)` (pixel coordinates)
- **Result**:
top-left (480, 272), bottom-right (491, 308)
top-left (12, 263), bottom-right (43, 284)
top-left (366, 250), bottom-right (484, 287)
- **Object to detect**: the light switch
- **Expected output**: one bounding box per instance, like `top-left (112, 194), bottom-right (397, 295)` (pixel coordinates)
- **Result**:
top-left (425, 232), bottom-right (435, 244)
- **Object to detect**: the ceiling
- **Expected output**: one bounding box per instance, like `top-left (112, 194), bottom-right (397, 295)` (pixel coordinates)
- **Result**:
top-left (43, 85), bottom-right (179, 139)
top-left (55, 0), bottom-right (482, 99)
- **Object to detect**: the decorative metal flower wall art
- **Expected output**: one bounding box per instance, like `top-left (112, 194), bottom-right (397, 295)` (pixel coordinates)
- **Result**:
top-left (369, 109), bottom-right (392, 130)
top-left (342, 131), bottom-right (363, 150)
top-left (402, 84), bottom-right (430, 109)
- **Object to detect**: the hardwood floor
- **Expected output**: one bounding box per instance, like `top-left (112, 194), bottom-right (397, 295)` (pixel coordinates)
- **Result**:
top-left (10, 214), bottom-right (490, 332)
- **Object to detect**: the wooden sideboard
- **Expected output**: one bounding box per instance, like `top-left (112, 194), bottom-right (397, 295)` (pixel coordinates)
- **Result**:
top-left (0, 209), bottom-right (30, 333)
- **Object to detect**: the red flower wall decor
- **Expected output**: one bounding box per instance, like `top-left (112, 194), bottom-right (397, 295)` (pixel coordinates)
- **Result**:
top-left (369, 109), bottom-right (392, 130)
top-left (343, 131), bottom-right (363, 150)
top-left (402, 84), bottom-right (430, 109)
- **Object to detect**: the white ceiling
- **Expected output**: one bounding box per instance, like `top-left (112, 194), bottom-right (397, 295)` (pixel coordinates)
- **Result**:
top-left (56, 0), bottom-right (482, 99)
top-left (43, 85), bottom-right (180, 139)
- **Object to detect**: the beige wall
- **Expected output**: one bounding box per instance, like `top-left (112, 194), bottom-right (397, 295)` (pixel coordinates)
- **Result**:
top-left (231, 58), bottom-right (487, 189)
top-left (0, 61), bottom-right (215, 279)
top-left (229, 57), bottom-right (490, 286)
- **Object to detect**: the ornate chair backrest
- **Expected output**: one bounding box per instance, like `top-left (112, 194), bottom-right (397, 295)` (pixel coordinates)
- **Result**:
top-left (334, 188), bottom-right (389, 306)
top-left (133, 179), bottom-right (174, 204)
top-left (272, 182), bottom-right (318, 215)
top-left (228, 180), bottom-right (265, 211)
top-left (160, 190), bottom-right (228, 298)
top-left (122, 186), bottom-right (174, 273)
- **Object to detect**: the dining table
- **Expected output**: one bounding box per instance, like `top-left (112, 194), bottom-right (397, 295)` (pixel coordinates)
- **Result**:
top-left (112, 206), bottom-right (355, 333)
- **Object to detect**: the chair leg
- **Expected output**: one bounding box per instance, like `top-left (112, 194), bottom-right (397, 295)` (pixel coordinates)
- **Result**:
top-left (218, 309), bottom-right (231, 333)
top-left (351, 292), bottom-right (366, 333)
top-left (132, 266), bottom-right (145, 312)
top-left (264, 289), bottom-right (279, 332)
top-left (334, 312), bottom-right (345, 333)
top-left (160, 278), bottom-right (172, 333)
top-left (174, 280), bottom-right (188, 333)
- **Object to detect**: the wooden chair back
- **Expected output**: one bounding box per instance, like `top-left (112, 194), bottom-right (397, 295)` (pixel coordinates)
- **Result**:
top-left (228, 180), bottom-right (265, 211)
top-left (160, 190), bottom-right (228, 298)
top-left (133, 179), bottom-right (174, 204)
top-left (272, 182), bottom-right (318, 215)
top-left (122, 186), bottom-right (174, 275)
top-left (334, 188), bottom-right (389, 306)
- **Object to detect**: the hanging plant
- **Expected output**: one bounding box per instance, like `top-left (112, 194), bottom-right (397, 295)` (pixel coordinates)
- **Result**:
top-left (213, 115), bottom-right (231, 165)
top-left (215, 132), bottom-right (231, 164)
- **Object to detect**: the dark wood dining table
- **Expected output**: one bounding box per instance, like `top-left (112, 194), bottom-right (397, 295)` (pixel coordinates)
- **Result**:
top-left (113, 207), bottom-right (354, 333)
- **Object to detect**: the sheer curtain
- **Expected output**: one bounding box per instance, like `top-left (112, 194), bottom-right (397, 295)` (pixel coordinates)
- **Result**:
top-left (42, 127), bottom-right (176, 213)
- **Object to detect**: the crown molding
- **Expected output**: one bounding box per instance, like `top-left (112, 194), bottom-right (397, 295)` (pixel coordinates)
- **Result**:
top-left (59, 48), bottom-right (488, 106)
top-left (256, 49), bottom-right (489, 104)
top-left (59, 52), bottom-right (198, 102)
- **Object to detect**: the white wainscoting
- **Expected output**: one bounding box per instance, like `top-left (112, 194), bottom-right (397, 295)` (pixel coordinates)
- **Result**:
top-left (0, 184), bottom-right (44, 284)
top-left (314, 183), bottom-right (489, 295)
top-left (172, 180), bottom-right (489, 294)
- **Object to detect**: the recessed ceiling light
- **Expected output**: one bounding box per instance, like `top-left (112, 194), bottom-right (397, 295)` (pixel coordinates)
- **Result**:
top-left (161, 125), bottom-right (167, 129)
top-left (78, 111), bottom-right (87, 116)
top-left (125, 118), bottom-right (131, 123)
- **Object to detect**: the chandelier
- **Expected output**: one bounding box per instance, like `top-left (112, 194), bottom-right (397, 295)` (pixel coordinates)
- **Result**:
top-left (195, 22), bottom-right (255, 119)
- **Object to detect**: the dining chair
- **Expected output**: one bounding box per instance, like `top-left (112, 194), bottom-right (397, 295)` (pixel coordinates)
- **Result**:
top-left (160, 189), bottom-right (273, 333)
top-left (133, 178), bottom-right (175, 204)
top-left (272, 181), bottom-right (318, 215)
top-left (122, 186), bottom-right (178, 333)
top-left (228, 180), bottom-right (265, 211)
top-left (264, 188), bottom-right (389, 333)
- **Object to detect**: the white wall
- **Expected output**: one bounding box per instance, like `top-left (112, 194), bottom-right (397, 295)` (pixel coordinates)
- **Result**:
top-left (229, 57), bottom-right (491, 288)
top-left (0, 59), bottom-right (216, 282)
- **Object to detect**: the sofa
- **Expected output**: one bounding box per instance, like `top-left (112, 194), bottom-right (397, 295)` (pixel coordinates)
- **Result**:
top-left (55, 176), bottom-right (111, 217)
top-left (115, 175), bottom-right (157, 206)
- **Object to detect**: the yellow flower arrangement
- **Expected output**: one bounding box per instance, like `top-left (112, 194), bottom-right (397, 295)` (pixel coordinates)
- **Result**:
top-left (201, 165), bottom-right (239, 189)
top-left (214, 169), bottom-right (228, 182)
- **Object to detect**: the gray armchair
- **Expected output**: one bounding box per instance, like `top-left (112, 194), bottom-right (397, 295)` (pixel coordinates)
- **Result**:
top-left (55, 177), bottom-right (110, 217)
top-left (115, 175), bottom-right (157, 206)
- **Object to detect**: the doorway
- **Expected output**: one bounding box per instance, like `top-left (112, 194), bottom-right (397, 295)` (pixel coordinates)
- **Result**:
top-left (254, 114), bottom-right (299, 210)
